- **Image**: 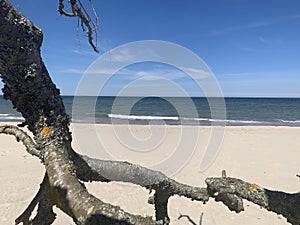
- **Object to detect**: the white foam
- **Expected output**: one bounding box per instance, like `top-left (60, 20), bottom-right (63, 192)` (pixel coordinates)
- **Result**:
top-left (108, 114), bottom-right (179, 121)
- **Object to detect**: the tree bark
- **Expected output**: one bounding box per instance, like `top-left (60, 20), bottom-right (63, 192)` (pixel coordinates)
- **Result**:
top-left (1, 0), bottom-right (300, 224)
top-left (206, 175), bottom-right (300, 225)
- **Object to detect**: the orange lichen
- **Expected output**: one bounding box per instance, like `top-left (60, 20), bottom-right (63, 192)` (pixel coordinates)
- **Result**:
top-left (42, 126), bottom-right (52, 136)
top-left (66, 166), bottom-right (71, 174)
top-left (249, 183), bottom-right (260, 192)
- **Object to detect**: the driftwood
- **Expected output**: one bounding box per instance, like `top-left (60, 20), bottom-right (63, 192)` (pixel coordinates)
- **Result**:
top-left (0, 0), bottom-right (300, 224)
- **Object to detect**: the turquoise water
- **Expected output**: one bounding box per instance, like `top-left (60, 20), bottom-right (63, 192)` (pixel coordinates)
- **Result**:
top-left (1, 96), bottom-right (300, 126)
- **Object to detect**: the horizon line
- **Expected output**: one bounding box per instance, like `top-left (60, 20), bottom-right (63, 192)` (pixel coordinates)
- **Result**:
top-left (1, 95), bottom-right (300, 99)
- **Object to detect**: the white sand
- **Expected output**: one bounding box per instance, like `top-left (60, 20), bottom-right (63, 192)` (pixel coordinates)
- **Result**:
top-left (0, 123), bottom-right (299, 224)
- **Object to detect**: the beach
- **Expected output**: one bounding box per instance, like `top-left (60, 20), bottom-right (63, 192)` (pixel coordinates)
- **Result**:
top-left (0, 123), bottom-right (299, 224)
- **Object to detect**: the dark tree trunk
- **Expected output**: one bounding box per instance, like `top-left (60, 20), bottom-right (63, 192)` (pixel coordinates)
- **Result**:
top-left (0, 0), bottom-right (71, 149)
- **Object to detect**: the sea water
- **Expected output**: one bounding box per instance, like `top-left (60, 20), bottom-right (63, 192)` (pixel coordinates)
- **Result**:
top-left (1, 96), bottom-right (300, 126)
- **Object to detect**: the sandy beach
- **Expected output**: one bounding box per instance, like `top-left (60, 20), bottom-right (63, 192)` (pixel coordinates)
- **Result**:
top-left (0, 122), bottom-right (299, 224)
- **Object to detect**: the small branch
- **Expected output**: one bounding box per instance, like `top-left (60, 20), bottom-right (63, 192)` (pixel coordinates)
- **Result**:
top-left (206, 172), bottom-right (300, 225)
top-left (153, 190), bottom-right (170, 224)
top-left (58, 0), bottom-right (76, 17)
top-left (177, 214), bottom-right (197, 225)
top-left (88, 0), bottom-right (99, 30)
top-left (58, 0), bottom-right (99, 52)
top-left (199, 212), bottom-right (203, 225)
top-left (0, 125), bottom-right (40, 157)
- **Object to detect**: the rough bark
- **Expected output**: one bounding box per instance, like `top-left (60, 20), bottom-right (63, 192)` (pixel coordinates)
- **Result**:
top-left (0, 0), bottom-right (72, 152)
top-left (206, 175), bottom-right (300, 225)
top-left (1, 0), bottom-right (300, 224)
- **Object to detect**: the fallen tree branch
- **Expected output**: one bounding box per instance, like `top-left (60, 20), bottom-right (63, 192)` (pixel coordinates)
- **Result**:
top-left (206, 172), bottom-right (300, 225)
top-left (0, 124), bottom-right (209, 223)
top-left (73, 154), bottom-right (209, 223)
top-left (74, 154), bottom-right (209, 201)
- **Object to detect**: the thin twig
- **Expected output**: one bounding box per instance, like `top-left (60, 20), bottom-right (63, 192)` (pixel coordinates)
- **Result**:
top-left (199, 212), bottom-right (204, 225)
top-left (178, 214), bottom-right (197, 225)
top-left (58, 0), bottom-right (99, 52)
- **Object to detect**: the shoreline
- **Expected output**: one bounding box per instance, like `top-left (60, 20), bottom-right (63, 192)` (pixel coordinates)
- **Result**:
top-left (1, 119), bottom-right (300, 127)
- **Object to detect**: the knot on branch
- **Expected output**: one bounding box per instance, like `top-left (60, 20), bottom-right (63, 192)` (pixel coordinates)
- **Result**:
top-left (205, 176), bottom-right (244, 213)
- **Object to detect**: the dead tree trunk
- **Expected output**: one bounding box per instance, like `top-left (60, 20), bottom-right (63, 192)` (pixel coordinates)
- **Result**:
top-left (0, 0), bottom-right (300, 224)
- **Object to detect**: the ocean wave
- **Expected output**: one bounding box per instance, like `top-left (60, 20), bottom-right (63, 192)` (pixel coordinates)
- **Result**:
top-left (0, 114), bottom-right (11, 117)
top-left (108, 114), bottom-right (179, 121)
top-left (0, 115), bottom-right (24, 121)
top-left (277, 119), bottom-right (300, 124)
top-left (70, 113), bottom-right (300, 126)
top-left (181, 117), bottom-right (268, 124)
top-left (104, 114), bottom-right (300, 125)
top-left (73, 113), bottom-right (109, 118)
top-left (216, 119), bottom-right (268, 124)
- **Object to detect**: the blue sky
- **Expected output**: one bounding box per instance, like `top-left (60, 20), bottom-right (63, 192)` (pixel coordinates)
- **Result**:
top-left (2, 0), bottom-right (300, 97)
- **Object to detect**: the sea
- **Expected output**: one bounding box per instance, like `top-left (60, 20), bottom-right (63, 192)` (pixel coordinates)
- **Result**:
top-left (0, 96), bottom-right (300, 126)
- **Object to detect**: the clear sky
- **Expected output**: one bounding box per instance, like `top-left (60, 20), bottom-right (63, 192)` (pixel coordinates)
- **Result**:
top-left (2, 0), bottom-right (300, 97)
